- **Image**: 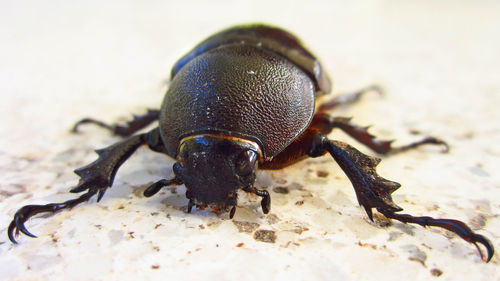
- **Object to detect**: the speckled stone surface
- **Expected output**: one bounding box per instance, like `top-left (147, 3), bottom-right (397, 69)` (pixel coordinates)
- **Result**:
top-left (1, 1), bottom-right (499, 280)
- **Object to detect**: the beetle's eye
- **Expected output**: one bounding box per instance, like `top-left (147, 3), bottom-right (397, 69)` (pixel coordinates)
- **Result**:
top-left (235, 150), bottom-right (257, 176)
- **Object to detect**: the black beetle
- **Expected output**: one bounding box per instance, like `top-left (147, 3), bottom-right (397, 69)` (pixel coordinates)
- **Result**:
top-left (8, 24), bottom-right (494, 262)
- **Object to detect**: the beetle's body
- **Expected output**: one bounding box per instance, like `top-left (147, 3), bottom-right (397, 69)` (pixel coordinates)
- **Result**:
top-left (161, 25), bottom-right (326, 159)
top-left (161, 43), bottom-right (315, 159)
top-left (8, 24), bottom-right (494, 262)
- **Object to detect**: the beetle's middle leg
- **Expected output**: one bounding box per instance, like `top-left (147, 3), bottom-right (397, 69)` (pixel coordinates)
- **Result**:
top-left (8, 127), bottom-right (170, 243)
top-left (312, 113), bottom-right (449, 154)
top-left (72, 109), bottom-right (160, 137)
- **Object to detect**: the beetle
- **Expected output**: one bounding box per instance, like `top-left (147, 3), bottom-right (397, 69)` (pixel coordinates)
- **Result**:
top-left (7, 24), bottom-right (493, 262)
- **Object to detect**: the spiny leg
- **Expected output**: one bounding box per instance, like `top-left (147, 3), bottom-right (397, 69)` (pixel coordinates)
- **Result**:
top-left (313, 114), bottom-right (449, 154)
top-left (308, 133), bottom-right (494, 262)
top-left (72, 109), bottom-right (160, 137)
top-left (8, 189), bottom-right (97, 242)
top-left (8, 129), bottom-right (161, 243)
top-left (317, 85), bottom-right (383, 113)
top-left (378, 209), bottom-right (494, 262)
top-left (316, 84), bottom-right (447, 154)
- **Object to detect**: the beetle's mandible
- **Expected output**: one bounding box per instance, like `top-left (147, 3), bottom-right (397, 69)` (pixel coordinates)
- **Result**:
top-left (7, 24), bottom-right (494, 262)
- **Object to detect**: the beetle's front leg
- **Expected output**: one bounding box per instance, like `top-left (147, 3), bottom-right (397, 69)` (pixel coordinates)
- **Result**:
top-left (243, 186), bottom-right (271, 216)
top-left (72, 109), bottom-right (159, 137)
top-left (308, 134), bottom-right (403, 219)
top-left (8, 128), bottom-right (161, 243)
top-left (308, 133), bottom-right (494, 262)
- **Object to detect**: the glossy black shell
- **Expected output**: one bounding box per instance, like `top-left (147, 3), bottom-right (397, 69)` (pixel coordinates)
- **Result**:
top-left (171, 25), bottom-right (331, 94)
top-left (159, 25), bottom-right (331, 158)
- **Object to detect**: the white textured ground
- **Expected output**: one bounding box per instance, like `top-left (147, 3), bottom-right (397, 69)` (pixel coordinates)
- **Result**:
top-left (1, 1), bottom-right (499, 280)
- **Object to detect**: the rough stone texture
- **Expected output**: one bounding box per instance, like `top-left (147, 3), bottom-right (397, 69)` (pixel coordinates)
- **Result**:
top-left (1, 1), bottom-right (499, 281)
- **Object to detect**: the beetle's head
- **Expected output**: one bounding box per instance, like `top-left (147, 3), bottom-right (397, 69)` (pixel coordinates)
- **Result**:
top-left (173, 134), bottom-right (261, 213)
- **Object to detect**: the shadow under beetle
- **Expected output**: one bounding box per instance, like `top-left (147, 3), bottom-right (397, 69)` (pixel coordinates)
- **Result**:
top-left (8, 24), bottom-right (494, 262)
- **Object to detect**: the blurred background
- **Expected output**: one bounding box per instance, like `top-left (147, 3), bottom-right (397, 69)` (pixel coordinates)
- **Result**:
top-left (1, 1), bottom-right (499, 280)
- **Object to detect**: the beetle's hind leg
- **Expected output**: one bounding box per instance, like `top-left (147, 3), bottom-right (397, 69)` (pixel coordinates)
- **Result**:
top-left (307, 133), bottom-right (494, 262)
top-left (317, 85), bottom-right (383, 113)
top-left (8, 128), bottom-right (164, 243)
top-left (72, 109), bottom-right (159, 137)
top-left (313, 113), bottom-right (449, 154)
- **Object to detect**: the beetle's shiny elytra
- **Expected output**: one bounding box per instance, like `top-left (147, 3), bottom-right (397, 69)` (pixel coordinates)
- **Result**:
top-left (8, 24), bottom-right (493, 262)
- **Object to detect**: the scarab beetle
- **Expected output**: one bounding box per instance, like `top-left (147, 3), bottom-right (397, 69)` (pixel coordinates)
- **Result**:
top-left (8, 24), bottom-right (494, 262)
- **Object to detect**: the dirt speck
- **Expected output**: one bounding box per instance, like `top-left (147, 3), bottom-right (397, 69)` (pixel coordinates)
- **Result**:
top-left (409, 128), bottom-right (422, 135)
top-left (417, 244), bottom-right (430, 252)
top-left (236, 242), bottom-right (244, 247)
top-left (295, 200), bottom-right (304, 206)
top-left (471, 199), bottom-right (491, 213)
top-left (404, 245), bottom-right (427, 267)
top-left (266, 214), bottom-right (280, 224)
top-left (470, 214), bottom-right (487, 229)
top-left (316, 170), bottom-right (329, 178)
top-left (291, 225), bottom-right (309, 234)
top-left (426, 204), bottom-right (439, 212)
top-left (357, 241), bottom-right (377, 250)
top-left (281, 241), bottom-right (301, 248)
top-left (280, 220), bottom-right (310, 234)
top-left (1, 183), bottom-right (27, 196)
top-left (409, 257), bottom-right (426, 266)
top-left (430, 268), bottom-right (443, 277)
top-left (254, 229), bottom-right (277, 243)
top-left (388, 231), bottom-right (402, 241)
top-left (131, 184), bottom-right (149, 198)
top-left (393, 223), bottom-right (415, 236)
top-left (233, 221), bottom-right (260, 233)
top-left (151, 264), bottom-right (160, 269)
top-left (289, 182), bottom-right (303, 190)
top-left (273, 186), bottom-right (289, 194)
top-left (461, 131), bottom-right (475, 139)
top-left (274, 177), bottom-right (287, 184)
top-left (468, 165), bottom-right (490, 177)
top-left (50, 233), bottom-right (58, 243)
